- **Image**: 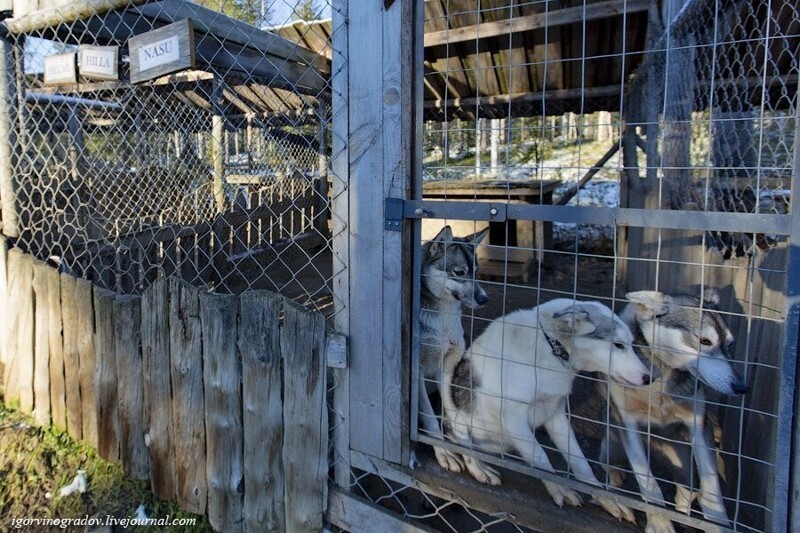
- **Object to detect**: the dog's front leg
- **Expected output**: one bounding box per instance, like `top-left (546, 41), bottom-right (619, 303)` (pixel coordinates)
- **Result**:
top-left (617, 418), bottom-right (676, 533)
top-left (689, 420), bottom-right (730, 526)
top-left (544, 413), bottom-right (635, 523)
top-left (417, 376), bottom-right (464, 472)
top-left (502, 411), bottom-right (582, 508)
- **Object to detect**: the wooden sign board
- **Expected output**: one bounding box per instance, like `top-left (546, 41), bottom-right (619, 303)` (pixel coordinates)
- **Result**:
top-left (129, 19), bottom-right (195, 84)
top-left (43, 53), bottom-right (77, 85)
top-left (79, 46), bottom-right (119, 80)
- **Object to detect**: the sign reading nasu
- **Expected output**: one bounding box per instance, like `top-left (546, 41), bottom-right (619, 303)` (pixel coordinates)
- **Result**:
top-left (128, 19), bottom-right (195, 84)
top-left (139, 35), bottom-right (179, 70)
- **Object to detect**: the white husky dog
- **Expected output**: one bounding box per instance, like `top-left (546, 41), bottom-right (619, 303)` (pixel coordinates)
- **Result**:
top-left (440, 298), bottom-right (652, 522)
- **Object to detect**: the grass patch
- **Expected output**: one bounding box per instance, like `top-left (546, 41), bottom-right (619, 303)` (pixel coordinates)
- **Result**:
top-left (0, 402), bottom-right (211, 531)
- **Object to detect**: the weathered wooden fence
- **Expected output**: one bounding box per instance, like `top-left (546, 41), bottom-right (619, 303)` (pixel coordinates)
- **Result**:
top-left (0, 240), bottom-right (328, 532)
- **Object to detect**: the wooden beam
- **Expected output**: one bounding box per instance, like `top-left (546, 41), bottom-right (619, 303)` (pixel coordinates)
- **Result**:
top-left (424, 0), bottom-right (649, 47)
top-left (137, 0), bottom-right (330, 74)
top-left (424, 84), bottom-right (621, 111)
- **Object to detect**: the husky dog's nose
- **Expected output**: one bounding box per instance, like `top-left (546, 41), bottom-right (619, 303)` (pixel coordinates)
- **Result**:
top-left (641, 373), bottom-right (652, 386)
top-left (731, 380), bottom-right (748, 394)
top-left (475, 291), bottom-right (489, 307)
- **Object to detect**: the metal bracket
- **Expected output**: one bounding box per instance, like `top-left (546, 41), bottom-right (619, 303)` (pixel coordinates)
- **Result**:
top-left (385, 197), bottom-right (507, 230)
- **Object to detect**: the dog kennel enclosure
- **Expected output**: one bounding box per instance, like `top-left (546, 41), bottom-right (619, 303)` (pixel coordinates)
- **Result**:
top-left (0, 0), bottom-right (798, 532)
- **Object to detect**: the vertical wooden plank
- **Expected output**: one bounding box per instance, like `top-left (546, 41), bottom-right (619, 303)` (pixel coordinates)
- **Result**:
top-left (239, 291), bottom-right (284, 533)
top-left (201, 292), bottom-right (243, 533)
top-left (60, 274), bottom-right (82, 439)
top-left (76, 278), bottom-right (97, 447)
top-left (347, 0), bottom-right (412, 462)
top-left (347, 0), bottom-right (386, 460)
top-left (6, 251), bottom-right (34, 413)
top-left (381, 0), bottom-right (414, 462)
top-left (32, 262), bottom-right (51, 426)
top-left (94, 287), bottom-right (119, 461)
top-left (330, 0), bottom-right (351, 488)
top-left (141, 276), bottom-right (176, 501)
top-left (169, 278), bottom-right (207, 515)
top-left (0, 237), bottom-right (7, 379)
top-left (282, 302), bottom-right (326, 533)
top-left (47, 265), bottom-right (66, 432)
top-left (114, 294), bottom-right (150, 480)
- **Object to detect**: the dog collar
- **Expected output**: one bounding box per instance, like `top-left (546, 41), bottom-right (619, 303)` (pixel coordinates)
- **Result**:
top-left (540, 323), bottom-right (573, 367)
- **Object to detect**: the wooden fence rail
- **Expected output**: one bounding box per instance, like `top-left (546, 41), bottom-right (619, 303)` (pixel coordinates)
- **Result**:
top-left (0, 241), bottom-right (328, 533)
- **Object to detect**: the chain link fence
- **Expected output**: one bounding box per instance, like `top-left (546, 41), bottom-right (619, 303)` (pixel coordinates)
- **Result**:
top-left (1, 0), bottom-right (344, 318)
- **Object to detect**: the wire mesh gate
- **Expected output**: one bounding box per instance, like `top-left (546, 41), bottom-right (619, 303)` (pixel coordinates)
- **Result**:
top-left (332, 1), bottom-right (800, 533)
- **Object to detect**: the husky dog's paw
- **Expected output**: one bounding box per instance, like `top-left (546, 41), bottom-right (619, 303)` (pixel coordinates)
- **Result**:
top-left (592, 497), bottom-right (635, 523)
top-left (434, 446), bottom-right (464, 473)
top-left (543, 480), bottom-right (582, 508)
top-left (645, 515), bottom-right (677, 533)
top-left (464, 456), bottom-right (501, 485)
top-left (699, 495), bottom-right (730, 526)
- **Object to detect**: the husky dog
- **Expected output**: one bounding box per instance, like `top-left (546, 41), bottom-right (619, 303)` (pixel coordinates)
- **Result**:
top-left (419, 225), bottom-right (489, 471)
top-left (602, 290), bottom-right (748, 533)
top-left (440, 298), bottom-right (652, 522)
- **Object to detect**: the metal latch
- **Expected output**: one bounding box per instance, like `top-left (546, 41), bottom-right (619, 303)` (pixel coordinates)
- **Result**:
top-left (385, 197), bottom-right (507, 231)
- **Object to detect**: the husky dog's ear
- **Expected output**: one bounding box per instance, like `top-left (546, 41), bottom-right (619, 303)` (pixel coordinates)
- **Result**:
top-left (626, 291), bottom-right (669, 320)
top-left (700, 287), bottom-right (720, 308)
top-left (427, 225), bottom-right (453, 259)
top-left (552, 307), bottom-right (596, 336)
top-left (464, 227), bottom-right (489, 246)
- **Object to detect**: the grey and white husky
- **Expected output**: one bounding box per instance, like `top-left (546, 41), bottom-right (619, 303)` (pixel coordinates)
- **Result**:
top-left (418, 225), bottom-right (489, 470)
top-left (440, 298), bottom-right (652, 522)
top-left (602, 290), bottom-right (748, 533)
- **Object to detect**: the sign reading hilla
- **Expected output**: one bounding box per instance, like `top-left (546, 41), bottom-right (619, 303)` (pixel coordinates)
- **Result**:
top-left (79, 46), bottom-right (118, 80)
top-left (128, 19), bottom-right (195, 84)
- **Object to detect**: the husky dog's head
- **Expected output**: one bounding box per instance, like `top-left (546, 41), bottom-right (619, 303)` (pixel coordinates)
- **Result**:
top-left (544, 299), bottom-right (652, 386)
top-left (624, 290), bottom-right (748, 396)
top-left (421, 225), bottom-right (489, 309)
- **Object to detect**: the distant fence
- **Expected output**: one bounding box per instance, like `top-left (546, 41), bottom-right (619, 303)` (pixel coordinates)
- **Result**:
top-left (0, 240), bottom-right (327, 532)
top-left (32, 171), bottom-right (325, 296)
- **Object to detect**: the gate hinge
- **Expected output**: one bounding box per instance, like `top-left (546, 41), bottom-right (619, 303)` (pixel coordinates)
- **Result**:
top-left (385, 197), bottom-right (405, 231)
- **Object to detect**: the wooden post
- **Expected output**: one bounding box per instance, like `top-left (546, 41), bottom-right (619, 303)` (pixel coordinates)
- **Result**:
top-left (314, 100), bottom-right (329, 236)
top-left (76, 278), bottom-right (97, 447)
top-left (490, 118), bottom-right (499, 175)
top-left (31, 263), bottom-right (51, 426)
top-left (169, 278), bottom-right (207, 515)
top-left (330, 0), bottom-right (351, 488)
top-left (239, 291), bottom-right (284, 532)
top-left (0, 36), bottom-right (19, 237)
top-left (93, 287), bottom-right (119, 461)
top-left (200, 292), bottom-right (243, 533)
top-left (282, 302), bottom-right (326, 533)
top-left (115, 294), bottom-right (150, 480)
top-left (346, 0), bottom-right (414, 463)
top-left (60, 274), bottom-right (82, 438)
top-left (141, 276), bottom-right (176, 501)
top-left (212, 77), bottom-right (227, 215)
top-left (67, 106), bottom-right (85, 181)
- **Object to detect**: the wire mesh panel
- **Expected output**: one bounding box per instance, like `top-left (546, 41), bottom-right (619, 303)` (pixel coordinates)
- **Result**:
top-left (405, 1), bottom-right (799, 532)
top-left (0, 0), bottom-right (344, 319)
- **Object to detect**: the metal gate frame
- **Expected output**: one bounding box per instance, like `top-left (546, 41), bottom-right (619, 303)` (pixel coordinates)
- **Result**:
top-left (328, 1), bottom-right (800, 532)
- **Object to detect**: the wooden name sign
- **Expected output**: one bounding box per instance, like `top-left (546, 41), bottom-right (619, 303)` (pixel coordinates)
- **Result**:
top-left (128, 19), bottom-right (195, 84)
top-left (79, 46), bottom-right (119, 80)
top-left (43, 53), bottom-right (77, 85)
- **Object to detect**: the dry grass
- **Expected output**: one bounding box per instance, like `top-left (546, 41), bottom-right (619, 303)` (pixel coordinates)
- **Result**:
top-left (0, 402), bottom-right (210, 532)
